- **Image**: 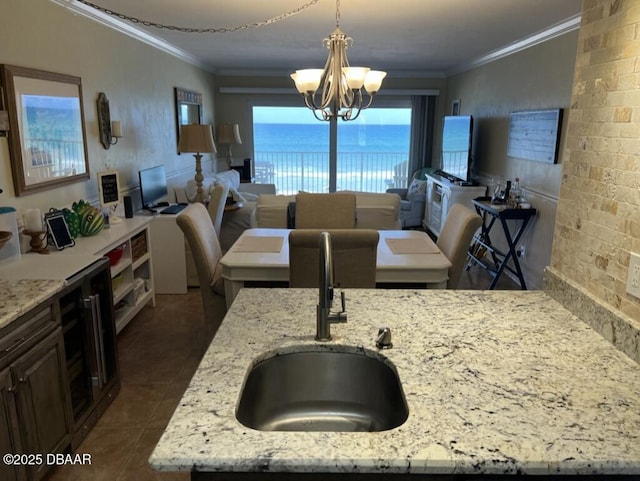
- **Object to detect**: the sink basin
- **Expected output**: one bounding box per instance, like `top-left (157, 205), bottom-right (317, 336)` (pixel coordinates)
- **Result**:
top-left (236, 348), bottom-right (408, 432)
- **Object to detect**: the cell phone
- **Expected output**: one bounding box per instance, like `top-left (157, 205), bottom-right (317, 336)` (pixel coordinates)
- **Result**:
top-left (44, 211), bottom-right (75, 250)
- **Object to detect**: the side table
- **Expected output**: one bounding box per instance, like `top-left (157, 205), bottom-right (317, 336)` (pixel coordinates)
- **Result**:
top-left (467, 197), bottom-right (536, 289)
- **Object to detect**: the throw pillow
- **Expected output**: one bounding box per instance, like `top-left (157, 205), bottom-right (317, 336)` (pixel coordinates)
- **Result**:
top-left (407, 179), bottom-right (427, 195)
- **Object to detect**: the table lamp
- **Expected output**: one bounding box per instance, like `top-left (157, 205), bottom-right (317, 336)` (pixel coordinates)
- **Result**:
top-left (216, 123), bottom-right (242, 168)
top-left (178, 124), bottom-right (216, 203)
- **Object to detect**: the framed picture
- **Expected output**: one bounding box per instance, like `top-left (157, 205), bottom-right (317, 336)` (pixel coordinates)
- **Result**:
top-left (174, 87), bottom-right (203, 151)
top-left (451, 99), bottom-right (461, 116)
top-left (97, 170), bottom-right (121, 209)
top-left (0, 64), bottom-right (90, 196)
top-left (507, 108), bottom-right (563, 164)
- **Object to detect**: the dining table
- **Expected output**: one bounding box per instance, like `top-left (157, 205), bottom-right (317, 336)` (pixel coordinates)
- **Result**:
top-left (219, 228), bottom-right (452, 307)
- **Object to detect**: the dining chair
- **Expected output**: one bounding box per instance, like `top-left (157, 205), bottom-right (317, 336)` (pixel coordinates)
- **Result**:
top-left (289, 229), bottom-right (379, 288)
top-left (436, 203), bottom-right (483, 289)
top-left (177, 203), bottom-right (227, 333)
top-left (294, 192), bottom-right (356, 229)
top-left (207, 183), bottom-right (229, 238)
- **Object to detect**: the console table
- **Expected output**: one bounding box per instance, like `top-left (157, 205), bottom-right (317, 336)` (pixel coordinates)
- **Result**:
top-left (467, 197), bottom-right (536, 290)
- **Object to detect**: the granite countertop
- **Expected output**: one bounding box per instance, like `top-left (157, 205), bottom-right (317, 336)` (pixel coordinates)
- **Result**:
top-left (0, 279), bottom-right (66, 329)
top-left (150, 288), bottom-right (640, 476)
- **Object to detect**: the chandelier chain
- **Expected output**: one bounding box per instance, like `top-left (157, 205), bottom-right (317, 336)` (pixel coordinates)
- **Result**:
top-left (75, 0), bottom-right (321, 33)
top-left (335, 0), bottom-right (340, 27)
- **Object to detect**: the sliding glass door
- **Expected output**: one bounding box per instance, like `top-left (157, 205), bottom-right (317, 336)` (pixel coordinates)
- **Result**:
top-left (252, 104), bottom-right (411, 194)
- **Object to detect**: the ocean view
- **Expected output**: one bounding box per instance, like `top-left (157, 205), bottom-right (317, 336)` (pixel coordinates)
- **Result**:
top-left (253, 123), bottom-right (411, 193)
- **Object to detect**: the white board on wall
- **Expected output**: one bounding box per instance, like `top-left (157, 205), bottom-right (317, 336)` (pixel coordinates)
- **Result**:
top-left (507, 109), bottom-right (563, 164)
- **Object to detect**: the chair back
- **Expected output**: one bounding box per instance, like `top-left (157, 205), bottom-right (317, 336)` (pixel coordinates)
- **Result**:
top-left (177, 204), bottom-right (226, 329)
top-left (289, 229), bottom-right (379, 288)
top-left (294, 192), bottom-right (356, 229)
top-left (207, 183), bottom-right (229, 238)
top-left (436, 203), bottom-right (483, 288)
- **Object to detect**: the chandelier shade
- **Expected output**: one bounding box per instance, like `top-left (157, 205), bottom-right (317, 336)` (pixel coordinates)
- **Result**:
top-left (291, 1), bottom-right (386, 121)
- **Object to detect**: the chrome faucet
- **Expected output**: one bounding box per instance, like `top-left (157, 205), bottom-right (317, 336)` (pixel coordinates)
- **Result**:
top-left (316, 231), bottom-right (347, 341)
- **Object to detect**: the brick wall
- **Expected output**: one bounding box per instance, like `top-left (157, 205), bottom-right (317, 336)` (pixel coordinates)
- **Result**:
top-left (552, 0), bottom-right (640, 321)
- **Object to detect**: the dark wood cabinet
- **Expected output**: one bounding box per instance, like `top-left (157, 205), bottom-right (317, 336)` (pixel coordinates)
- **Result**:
top-left (58, 257), bottom-right (120, 450)
top-left (13, 328), bottom-right (71, 481)
top-left (0, 303), bottom-right (71, 481)
top-left (0, 366), bottom-right (24, 481)
top-left (0, 257), bottom-right (119, 480)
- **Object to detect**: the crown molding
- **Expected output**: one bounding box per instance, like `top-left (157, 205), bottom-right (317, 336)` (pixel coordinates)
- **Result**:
top-left (448, 13), bottom-right (582, 76)
top-left (49, 0), bottom-right (209, 70)
top-left (50, 1), bottom-right (580, 79)
top-left (219, 87), bottom-right (440, 96)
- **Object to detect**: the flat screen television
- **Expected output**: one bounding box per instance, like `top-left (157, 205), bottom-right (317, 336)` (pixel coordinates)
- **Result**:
top-left (139, 165), bottom-right (168, 209)
top-left (439, 115), bottom-right (473, 183)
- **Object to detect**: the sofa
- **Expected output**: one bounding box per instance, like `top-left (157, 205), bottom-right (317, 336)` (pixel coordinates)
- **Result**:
top-left (177, 170), bottom-right (275, 286)
top-left (252, 191), bottom-right (402, 230)
top-left (175, 169), bottom-right (275, 253)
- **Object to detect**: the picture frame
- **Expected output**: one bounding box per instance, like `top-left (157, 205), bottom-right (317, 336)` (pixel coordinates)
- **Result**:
top-left (0, 64), bottom-right (90, 196)
top-left (507, 108), bottom-right (563, 164)
top-left (174, 87), bottom-right (203, 151)
top-left (97, 170), bottom-right (121, 209)
top-left (451, 99), bottom-right (461, 116)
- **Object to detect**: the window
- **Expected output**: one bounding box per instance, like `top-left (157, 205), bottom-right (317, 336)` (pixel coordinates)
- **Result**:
top-left (252, 104), bottom-right (411, 194)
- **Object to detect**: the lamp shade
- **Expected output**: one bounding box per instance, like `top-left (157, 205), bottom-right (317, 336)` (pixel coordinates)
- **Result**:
top-left (178, 124), bottom-right (216, 154)
top-left (216, 124), bottom-right (242, 145)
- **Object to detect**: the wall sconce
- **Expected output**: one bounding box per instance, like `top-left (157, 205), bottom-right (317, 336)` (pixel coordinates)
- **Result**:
top-left (216, 123), bottom-right (242, 167)
top-left (97, 92), bottom-right (123, 149)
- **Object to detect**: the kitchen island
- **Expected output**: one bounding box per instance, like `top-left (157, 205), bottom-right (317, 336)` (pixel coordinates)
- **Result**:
top-left (150, 288), bottom-right (640, 479)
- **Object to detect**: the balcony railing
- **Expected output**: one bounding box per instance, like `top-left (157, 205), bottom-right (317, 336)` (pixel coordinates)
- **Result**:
top-left (253, 151), bottom-right (408, 194)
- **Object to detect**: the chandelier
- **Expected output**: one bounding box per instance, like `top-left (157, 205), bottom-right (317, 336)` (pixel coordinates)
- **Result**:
top-left (290, 0), bottom-right (386, 121)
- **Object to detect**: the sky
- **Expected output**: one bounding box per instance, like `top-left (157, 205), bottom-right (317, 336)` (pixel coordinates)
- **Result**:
top-left (253, 106), bottom-right (411, 125)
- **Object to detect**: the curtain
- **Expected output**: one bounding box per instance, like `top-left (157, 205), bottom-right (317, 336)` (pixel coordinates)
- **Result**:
top-left (408, 95), bottom-right (436, 179)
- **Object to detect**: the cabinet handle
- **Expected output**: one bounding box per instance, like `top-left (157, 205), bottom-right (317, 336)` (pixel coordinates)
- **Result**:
top-left (4, 336), bottom-right (26, 353)
top-left (84, 294), bottom-right (108, 387)
top-left (18, 377), bottom-right (25, 383)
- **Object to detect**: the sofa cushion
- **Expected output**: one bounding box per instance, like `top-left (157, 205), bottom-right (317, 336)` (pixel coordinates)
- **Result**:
top-left (254, 194), bottom-right (297, 228)
top-left (340, 190), bottom-right (401, 230)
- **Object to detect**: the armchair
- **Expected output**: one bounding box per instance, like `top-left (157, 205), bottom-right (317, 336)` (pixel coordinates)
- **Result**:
top-left (386, 176), bottom-right (427, 228)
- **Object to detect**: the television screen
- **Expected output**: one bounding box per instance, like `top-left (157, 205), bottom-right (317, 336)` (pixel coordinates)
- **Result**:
top-left (139, 165), bottom-right (168, 208)
top-left (441, 115), bottom-right (473, 182)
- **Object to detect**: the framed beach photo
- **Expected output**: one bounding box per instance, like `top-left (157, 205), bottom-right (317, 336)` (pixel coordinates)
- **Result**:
top-left (0, 64), bottom-right (90, 196)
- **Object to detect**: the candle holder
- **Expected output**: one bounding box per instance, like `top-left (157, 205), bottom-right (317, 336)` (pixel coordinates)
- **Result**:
top-left (23, 229), bottom-right (49, 254)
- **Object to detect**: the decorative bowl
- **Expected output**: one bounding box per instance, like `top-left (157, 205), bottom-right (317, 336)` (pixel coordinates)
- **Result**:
top-left (106, 244), bottom-right (126, 266)
top-left (0, 231), bottom-right (13, 250)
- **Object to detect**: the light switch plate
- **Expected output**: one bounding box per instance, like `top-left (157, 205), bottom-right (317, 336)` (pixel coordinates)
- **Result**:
top-left (626, 252), bottom-right (640, 299)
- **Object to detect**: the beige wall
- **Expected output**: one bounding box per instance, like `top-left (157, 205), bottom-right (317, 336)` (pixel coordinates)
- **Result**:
top-left (444, 31), bottom-right (580, 288)
top-left (214, 74), bottom-right (449, 169)
top-left (551, 0), bottom-right (640, 322)
top-left (0, 0), bottom-right (216, 215)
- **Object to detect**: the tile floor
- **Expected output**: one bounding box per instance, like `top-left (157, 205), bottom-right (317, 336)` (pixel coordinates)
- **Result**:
top-left (45, 265), bottom-right (518, 481)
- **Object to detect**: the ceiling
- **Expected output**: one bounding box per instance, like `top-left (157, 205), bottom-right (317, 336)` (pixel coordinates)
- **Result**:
top-left (56, 0), bottom-right (583, 77)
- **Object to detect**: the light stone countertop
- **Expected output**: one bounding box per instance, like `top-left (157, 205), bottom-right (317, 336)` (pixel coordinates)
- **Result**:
top-left (0, 279), bottom-right (66, 329)
top-left (150, 288), bottom-right (640, 476)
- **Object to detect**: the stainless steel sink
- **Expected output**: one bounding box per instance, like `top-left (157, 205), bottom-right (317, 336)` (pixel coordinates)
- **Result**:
top-left (236, 349), bottom-right (408, 432)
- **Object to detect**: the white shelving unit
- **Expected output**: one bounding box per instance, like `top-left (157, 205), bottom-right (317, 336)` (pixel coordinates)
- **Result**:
top-left (54, 216), bottom-right (156, 333)
top-left (423, 173), bottom-right (486, 237)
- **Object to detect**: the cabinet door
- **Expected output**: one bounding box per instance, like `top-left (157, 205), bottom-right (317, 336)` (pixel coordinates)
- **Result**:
top-left (0, 367), bottom-right (26, 481)
top-left (13, 328), bottom-right (71, 481)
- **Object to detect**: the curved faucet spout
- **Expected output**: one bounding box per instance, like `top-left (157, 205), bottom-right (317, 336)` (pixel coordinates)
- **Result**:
top-left (316, 231), bottom-right (347, 341)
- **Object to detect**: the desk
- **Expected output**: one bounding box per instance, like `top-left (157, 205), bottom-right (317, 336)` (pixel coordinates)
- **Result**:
top-left (219, 228), bottom-right (451, 307)
top-left (467, 197), bottom-right (536, 290)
